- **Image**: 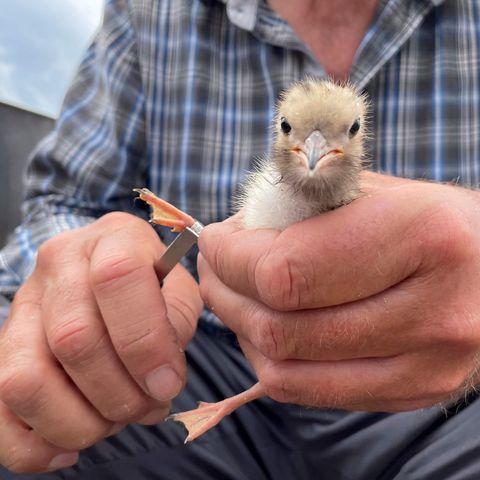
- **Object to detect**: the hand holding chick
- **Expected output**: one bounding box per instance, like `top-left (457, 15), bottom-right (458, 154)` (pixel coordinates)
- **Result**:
top-left (200, 172), bottom-right (480, 415)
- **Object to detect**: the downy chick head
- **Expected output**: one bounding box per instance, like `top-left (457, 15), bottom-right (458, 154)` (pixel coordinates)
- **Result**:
top-left (273, 78), bottom-right (368, 206)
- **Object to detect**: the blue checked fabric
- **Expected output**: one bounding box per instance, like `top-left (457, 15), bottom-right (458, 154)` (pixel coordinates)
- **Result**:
top-left (1, 0), bottom-right (479, 323)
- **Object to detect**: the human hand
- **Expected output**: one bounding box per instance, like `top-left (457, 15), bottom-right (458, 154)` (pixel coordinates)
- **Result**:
top-left (0, 212), bottom-right (202, 473)
top-left (198, 172), bottom-right (480, 412)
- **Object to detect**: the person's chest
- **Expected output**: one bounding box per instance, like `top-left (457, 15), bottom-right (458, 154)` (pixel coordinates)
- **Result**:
top-left (134, 0), bottom-right (480, 226)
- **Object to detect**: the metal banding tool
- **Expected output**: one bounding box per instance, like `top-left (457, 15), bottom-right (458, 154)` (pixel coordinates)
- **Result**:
top-left (154, 220), bottom-right (204, 284)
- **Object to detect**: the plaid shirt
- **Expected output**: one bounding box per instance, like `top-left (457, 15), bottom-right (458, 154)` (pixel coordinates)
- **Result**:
top-left (0, 0), bottom-right (478, 323)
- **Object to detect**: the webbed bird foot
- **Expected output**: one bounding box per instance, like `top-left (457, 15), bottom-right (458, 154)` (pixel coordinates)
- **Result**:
top-left (167, 382), bottom-right (265, 443)
top-left (134, 188), bottom-right (195, 232)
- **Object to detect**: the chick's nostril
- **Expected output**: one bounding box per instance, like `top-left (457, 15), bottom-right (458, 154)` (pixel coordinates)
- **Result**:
top-left (305, 130), bottom-right (327, 148)
top-left (305, 130), bottom-right (327, 169)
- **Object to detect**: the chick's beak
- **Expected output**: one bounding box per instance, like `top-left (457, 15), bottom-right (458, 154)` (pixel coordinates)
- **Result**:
top-left (298, 130), bottom-right (343, 171)
top-left (304, 130), bottom-right (328, 170)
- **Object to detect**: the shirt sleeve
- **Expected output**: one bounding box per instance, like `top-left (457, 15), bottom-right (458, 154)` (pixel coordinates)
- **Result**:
top-left (0, 0), bottom-right (147, 324)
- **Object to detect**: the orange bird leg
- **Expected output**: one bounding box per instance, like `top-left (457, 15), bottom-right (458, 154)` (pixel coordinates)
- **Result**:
top-left (168, 383), bottom-right (266, 443)
top-left (134, 188), bottom-right (195, 233)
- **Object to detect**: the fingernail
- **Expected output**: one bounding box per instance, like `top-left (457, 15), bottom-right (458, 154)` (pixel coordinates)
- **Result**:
top-left (145, 365), bottom-right (182, 401)
top-left (47, 452), bottom-right (78, 471)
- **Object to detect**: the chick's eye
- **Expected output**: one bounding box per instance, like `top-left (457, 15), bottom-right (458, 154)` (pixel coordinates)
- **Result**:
top-left (280, 117), bottom-right (292, 135)
top-left (348, 119), bottom-right (360, 138)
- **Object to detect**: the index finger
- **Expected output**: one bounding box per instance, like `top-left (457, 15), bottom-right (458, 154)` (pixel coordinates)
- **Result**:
top-left (89, 223), bottom-right (187, 402)
top-left (199, 183), bottom-right (433, 310)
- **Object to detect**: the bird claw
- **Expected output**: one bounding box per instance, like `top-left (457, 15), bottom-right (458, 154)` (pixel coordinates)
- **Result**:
top-left (134, 188), bottom-right (195, 232)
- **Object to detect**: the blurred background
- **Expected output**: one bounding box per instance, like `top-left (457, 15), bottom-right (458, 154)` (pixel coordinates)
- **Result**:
top-left (0, 0), bottom-right (104, 246)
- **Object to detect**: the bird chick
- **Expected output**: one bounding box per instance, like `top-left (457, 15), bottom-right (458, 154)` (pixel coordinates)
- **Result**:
top-left (238, 78), bottom-right (368, 230)
top-left (136, 79), bottom-right (369, 443)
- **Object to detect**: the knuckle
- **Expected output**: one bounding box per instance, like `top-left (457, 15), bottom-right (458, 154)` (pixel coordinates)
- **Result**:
top-left (11, 283), bottom-right (36, 308)
top-left (416, 207), bottom-right (474, 267)
top-left (36, 238), bottom-right (60, 266)
top-left (198, 275), bottom-right (212, 308)
top-left (423, 372), bottom-right (466, 400)
top-left (428, 307), bottom-right (480, 352)
top-left (165, 294), bottom-right (199, 346)
top-left (92, 213), bottom-right (155, 245)
top-left (3, 293), bottom-right (39, 345)
top-left (96, 211), bottom-right (140, 229)
top-left (101, 395), bottom-right (151, 423)
top-left (49, 320), bottom-right (103, 367)
top-left (255, 251), bottom-right (309, 311)
top-left (36, 241), bottom-right (56, 274)
top-left (36, 232), bottom-right (74, 273)
top-left (403, 353), bottom-right (469, 402)
top-left (2, 446), bottom-right (40, 474)
top-left (257, 362), bottom-right (299, 404)
top-left (453, 307), bottom-right (480, 349)
top-left (90, 253), bottom-right (147, 291)
top-left (251, 313), bottom-right (290, 361)
top-left (115, 326), bottom-right (166, 364)
top-left (58, 424), bottom-right (111, 451)
top-left (0, 365), bottom-right (45, 412)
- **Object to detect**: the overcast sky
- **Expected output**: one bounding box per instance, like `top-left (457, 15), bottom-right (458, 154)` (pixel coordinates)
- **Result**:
top-left (0, 0), bottom-right (104, 117)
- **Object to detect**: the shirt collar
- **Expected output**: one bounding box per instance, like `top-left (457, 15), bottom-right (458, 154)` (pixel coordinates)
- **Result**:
top-left (218, 0), bottom-right (259, 31)
top-left (218, 0), bottom-right (446, 89)
top-left (219, 0), bottom-right (309, 54)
